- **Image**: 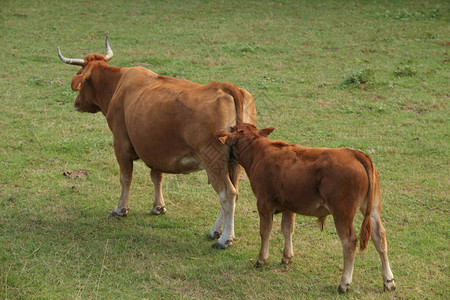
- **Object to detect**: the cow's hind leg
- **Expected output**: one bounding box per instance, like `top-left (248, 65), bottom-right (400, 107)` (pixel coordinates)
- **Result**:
top-left (209, 161), bottom-right (241, 240)
top-left (209, 209), bottom-right (224, 239)
top-left (334, 216), bottom-right (358, 293)
top-left (209, 174), bottom-right (237, 248)
top-left (150, 170), bottom-right (167, 215)
top-left (281, 211), bottom-right (295, 265)
top-left (370, 211), bottom-right (396, 291)
top-left (200, 149), bottom-right (237, 248)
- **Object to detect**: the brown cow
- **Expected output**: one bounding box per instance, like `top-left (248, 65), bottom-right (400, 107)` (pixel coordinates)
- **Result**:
top-left (215, 123), bottom-right (396, 293)
top-left (58, 37), bottom-right (256, 248)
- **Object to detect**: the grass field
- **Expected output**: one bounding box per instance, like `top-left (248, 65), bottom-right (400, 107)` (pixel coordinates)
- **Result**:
top-left (1, 0), bottom-right (449, 299)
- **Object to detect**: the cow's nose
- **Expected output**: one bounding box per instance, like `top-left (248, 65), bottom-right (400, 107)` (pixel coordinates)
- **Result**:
top-left (74, 97), bottom-right (81, 111)
top-left (73, 104), bottom-right (84, 112)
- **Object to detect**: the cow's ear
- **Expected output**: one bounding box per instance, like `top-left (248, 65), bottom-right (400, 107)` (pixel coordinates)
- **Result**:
top-left (259, 127), bottom-right (275, 137)
top-left (71, 74), bottom-right (84, 91)
top-left (71, 67), bottom-right (92, 91)
top-left (215, 130), bottom-right (233, 145)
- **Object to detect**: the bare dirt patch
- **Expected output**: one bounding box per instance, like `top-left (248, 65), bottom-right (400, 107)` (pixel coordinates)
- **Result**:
top-left (62, 169), bottom-right (91, 179)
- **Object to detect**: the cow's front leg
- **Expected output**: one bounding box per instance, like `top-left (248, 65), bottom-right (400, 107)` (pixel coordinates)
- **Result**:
top-left (150, 170), bottom-right (167, 215)
top-left (281, 211), bottom-right (295, 265)
top-left (111, 140), bottom-right (134, 217)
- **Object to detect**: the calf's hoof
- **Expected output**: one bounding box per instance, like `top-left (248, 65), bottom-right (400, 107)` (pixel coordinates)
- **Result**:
top-left (151, 205), bottom-right (167, 215)
top-left (110, 207), bottom-right (129, 218)
top-left (384, 279), bottom-right (396, 292)
top-left (254, 261), bottom-right (265, 269)
top-left (281, 257), bottom-right (292, 265)
top-left (338, 283), bottom-right (350, 294)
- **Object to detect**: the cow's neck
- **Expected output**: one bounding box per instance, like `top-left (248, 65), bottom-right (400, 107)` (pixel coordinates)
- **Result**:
top-left (91, 64), bottom-right (123, 115)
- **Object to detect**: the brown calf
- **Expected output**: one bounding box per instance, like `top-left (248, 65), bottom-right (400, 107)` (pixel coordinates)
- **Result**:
top-left (216, 123), bottom-right (396, 293)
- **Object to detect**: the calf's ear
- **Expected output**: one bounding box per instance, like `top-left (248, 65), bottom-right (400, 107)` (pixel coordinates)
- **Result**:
top-left (215, 130), bottom-right (232, 145)
top-left (259, 127), bottom-right (275, 137)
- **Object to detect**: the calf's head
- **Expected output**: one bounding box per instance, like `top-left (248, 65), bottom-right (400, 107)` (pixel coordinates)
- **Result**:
top-left (58, 36), bottom-right (114, 113)
top-left (215, 123), bottom-right (274, 159)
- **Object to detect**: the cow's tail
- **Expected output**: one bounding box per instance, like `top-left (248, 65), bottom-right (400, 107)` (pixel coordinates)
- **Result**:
top-left (217, 82), bottom-right (244, 125)
top-left (355, 151), bottom-right (376, 252)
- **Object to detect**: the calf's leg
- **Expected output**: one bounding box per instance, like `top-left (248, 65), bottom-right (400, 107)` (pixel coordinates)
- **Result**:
top-left (370, 211), bottom-right (396, 291)
top-left (150, 170), bottom-right (167, 215)
top-left (334, 217), bottom-right (358, 293)
top-left (281, 211), bottom-right (295, 265)
top-left (255, 211), bottom-right (273, 268)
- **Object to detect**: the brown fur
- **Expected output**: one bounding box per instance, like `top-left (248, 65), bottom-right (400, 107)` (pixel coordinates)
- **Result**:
top-left (61, 46), bottom-right (256, 248)
top-left (215, 123), bottom-right (395, 292)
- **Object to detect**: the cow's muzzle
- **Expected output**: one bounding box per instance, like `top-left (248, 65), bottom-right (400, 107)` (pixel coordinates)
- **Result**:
top-left (74, 97), bottom-right (83, 112)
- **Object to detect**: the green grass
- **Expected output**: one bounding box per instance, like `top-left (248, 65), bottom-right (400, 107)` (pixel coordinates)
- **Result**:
top-left (1, 0), bottom-right (449, 298)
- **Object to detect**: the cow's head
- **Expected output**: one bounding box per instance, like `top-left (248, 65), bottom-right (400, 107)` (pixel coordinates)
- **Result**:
top-left (215, 123), bottom-right (274, 157)
top-left (58, 37), bottom-right (114, 113)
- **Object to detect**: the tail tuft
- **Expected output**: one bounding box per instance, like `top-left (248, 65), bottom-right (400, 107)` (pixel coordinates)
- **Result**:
top-left (360, 214), bottom-right (372, 252)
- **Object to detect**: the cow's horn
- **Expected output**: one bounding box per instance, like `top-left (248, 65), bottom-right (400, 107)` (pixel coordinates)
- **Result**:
top-left (57, 47), bottom-right (86, 66)
top-left (104, 36), bottom-right (113, 61)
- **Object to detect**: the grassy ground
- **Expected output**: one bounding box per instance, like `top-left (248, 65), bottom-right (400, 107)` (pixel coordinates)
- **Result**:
top-left (1, 0), bottom-right (448, 299)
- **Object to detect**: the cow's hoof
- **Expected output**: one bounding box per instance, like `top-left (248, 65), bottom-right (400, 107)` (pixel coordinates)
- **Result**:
top-left (212, 239), bottom-right (233, 249)
top-left (338, 283), bottom-right (350, 294)
top-left (151, 205), bottom-right (166, 215)
top-left (254, 261), bottom-right (264, 269)
top-left (212, 242), bottom-right (227, 249)
top-left (384, 279), bottom-right (396, 292)
top-left (209, 231), bottom-right (222, 239)
top-left (110, 207), bottom-right (128, 218)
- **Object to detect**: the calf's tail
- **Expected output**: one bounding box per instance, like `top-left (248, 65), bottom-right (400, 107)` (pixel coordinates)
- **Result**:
top-left (356, 152), bottom-right (377, 252)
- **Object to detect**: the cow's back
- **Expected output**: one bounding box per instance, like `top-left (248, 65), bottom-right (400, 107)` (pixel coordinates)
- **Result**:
top-left (110, 70), bottom-right (244, 173)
